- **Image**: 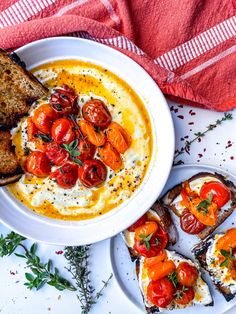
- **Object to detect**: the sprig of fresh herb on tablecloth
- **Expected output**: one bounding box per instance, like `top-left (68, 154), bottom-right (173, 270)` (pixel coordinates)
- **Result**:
top-left (0, 231), bottom-right (76, 291)
top-left (174, 112), bottom-right (233, 165)
top-left (64, 246), bottom-right (113, 314)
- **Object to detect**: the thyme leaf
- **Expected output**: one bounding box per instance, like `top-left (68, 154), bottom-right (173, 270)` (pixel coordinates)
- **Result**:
top-left (196, 193), bottom-right (213, 215)
top-left (168, 271), bottom-right (178, 288)
top-left (220, 248), bottom-right (236, 267)
top-left (61, 139), bottom-right (83, 166)
top-left (35, 133), bottom-right (53, 143)
top-left (139, 233), bottom-right (153, 250)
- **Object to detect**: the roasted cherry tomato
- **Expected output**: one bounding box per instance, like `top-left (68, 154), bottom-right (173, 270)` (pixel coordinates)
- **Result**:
top-left (127, 214), bottom-right (147, 232)
top-left (134, 221), bottom-right (168, 257)
top-left (46, 142), bottom-right (69, 166)
top-left (51, 118), bottom-right (75, 145)
top-left (76, 138), bottom-right (96, 162)
top-left (180, 208), bottom-right (206, 234)
top-left (50, 84), bottom-right (78, 115)
top-left (147, 278), bottom-right (175, 308)
top-left (147, 259), bottom-right (176, 281)
top-left (82, 99), bottom-right (111, 129)
top-left (79, 120), bottom-right (106, 147)
top-left (106, 122), bottom-right (132, 154)
top-left (98, 142), bottom-right (122, 170)
top-left (175, 286), bottom-right (195, 305)
top-left (32, 104), bottom-right (58, 134)
top-left (78, 159), bottom-right (107, 188)
top-left (25, 151), bottom-right (51, 177)
top-left (50, 163), bottom-right (78, 189)
top-left (200, 181), bottom-right (230, 208)
top-left (176, 262), bottom-right (198, 287)
top-left (216, 228), bottom-right (236, 251)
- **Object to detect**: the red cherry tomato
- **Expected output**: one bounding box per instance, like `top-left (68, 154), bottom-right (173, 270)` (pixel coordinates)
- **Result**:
top-left (180, 208), bottom-right (206, 234)
top-left (200, 181), bottom-right (230, 208)
top-left (51, 118), bottom-right (75, 144)
top-left (50, 84), bottom-right (78, 115)
top-left (134, 222), bottom-right (168, 258)
top-left (50, 163), bottom-right (78, 189)
top-left (147, 278), bottom-right (175, 308)
top-left (46, 142), bottom-right (69, 166)
top-left (32, 104), bottom-right (58, 134)
top-left (78, 159), bottom-right (107, 188)
top-left (82, 99), bottom-right (111, 129)
top-left (177, 262), bottom-right (199, 287)
top-left (175, 286), bottom-right (195, 305)
top-left (76, 139), bottom-right (96, 162)
top-left (127, 214), bottom-right (147, 232)
top-left (25, 151), bottom-right (51, 177)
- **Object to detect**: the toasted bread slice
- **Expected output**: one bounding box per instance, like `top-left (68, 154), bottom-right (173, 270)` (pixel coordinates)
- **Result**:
top-left (162, 172), bottom-right (236, 239)
top-left (0, 130), bottom-right (22, 186)
top-left (0, 49), bottom-right (48, 128)
top-left (192, 233), bottom-right (236, 302)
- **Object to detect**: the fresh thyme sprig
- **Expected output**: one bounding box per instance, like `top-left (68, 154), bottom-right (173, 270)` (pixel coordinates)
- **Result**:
top-left (139, 233), bottom-right (153, 250)
top-left (196, 193), bottom-right (213, 215)
top-left (0, 231), bottom-right (76, 292)
top-left (220, 248), bottom-right (236, 267)
top-left (61, 139), bottom-right (83, 166)
top-left (174, 113), bottom-right (233, 164)
top-left (64, 246), bottom-right (113, 314)
top-left (168, 271), bottom-right (178, 288)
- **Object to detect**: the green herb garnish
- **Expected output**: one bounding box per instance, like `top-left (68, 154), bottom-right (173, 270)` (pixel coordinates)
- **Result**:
top-left (168, 271), bottom-right (178, 288)
top-left (174, 286), bottom-right (189, 299)
top-left (139, 233), bottom-right (153, 250)
top-left (61, 139), bottom-right (83, 166)
top-left (35, 133), bottom-right (53, 143)
top-left (196, 193), bottom-right (213, 215)
top-left (220, 248), bottom-right (236, 267)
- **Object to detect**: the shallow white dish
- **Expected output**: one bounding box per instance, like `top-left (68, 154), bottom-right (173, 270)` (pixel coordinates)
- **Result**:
top-left (0, 37), bottom-right (174, 245)
top-left (110, 164), bottom-right (236, 314)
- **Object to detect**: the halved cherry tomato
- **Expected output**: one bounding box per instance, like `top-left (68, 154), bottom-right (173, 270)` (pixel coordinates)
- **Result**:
top-left (144, 250), bottom-right (168, 268)
top-left (32, 104), bottom-right (58, 134)
top-left (176, 262), bottom-right (198, 287)
top-left (127, 214), bottom-right (147, 232)
top-left (25, 151), bottom-right (51, 177)
top-left (106, 122), bottom-right (131, 154)
top-left (76, 138), bottom-right (96, 162)
top-left (147, 259), bottom-right (176, 281)
top-left (98, 142), bottom-right (122, 170)
top-left (27, 117), bottom-right (38, 141)
top-left (200, 181), bottom-right (230, 208)
top-left (51, 118), bottom-right (75, 144)
top-left (50, 163), bottom-right (78, 189)
top-left (82, 99), bottom-right (111, 129)
top-left (180, 208), bottom-right (206, 234)
top-left (181, 183), bottom-right (218, 226)
top-left (175, 286), bottom-right (195, 305)
top-left (147, 278), bottom-right (175, 308)
top-left (50, 84), bottom-right (78, 115)
top-left (46, 142), bottom-right (69, 166)
top-left (134, 222), bottom-right (168, 257)
top-left (216, 228), bottom-right (236, 251)
top-left (79, 120), bottom-right (106, 147)
top-left (78, 159), bottom-right (107, 188)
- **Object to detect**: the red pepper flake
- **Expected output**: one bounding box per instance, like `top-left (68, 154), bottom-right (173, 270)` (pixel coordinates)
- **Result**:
top-left (10, 271), bottom-right (16, 275)
top-left (198, 153), bottom-right (203, 158)
top-left (177, 115), bottom-right (184, 119)
top-left (188, 122), bottom-right (194, 125)
top-left (55, 250), bottom-right (63, 255)
top-left (198, 138), bottom-right (202, 142)
top-left (174, 108), bottom-right (179, 113)
top-left (230, 156), bottom-right (234, 160)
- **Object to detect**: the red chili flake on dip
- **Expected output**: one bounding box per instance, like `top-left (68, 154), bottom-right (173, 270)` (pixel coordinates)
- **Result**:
top-left (55, 250), bottom-right (64, 255)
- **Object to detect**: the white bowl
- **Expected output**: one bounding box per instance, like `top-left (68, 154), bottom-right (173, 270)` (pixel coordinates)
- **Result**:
top-left (0, 37), bottom-right (174, 245)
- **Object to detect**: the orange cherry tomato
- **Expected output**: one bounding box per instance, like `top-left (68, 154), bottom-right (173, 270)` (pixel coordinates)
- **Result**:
top-left (127, 214), bottom-right (147, 232)
top-left (32, 104), bottom-right (58, 134)
top-left (176, 262), bottom-right (198, 287)
top-left (46, 142), bottom-right (69, 166)
top-left (79, 120), bottom-right (106, 147)
top-left (82, 99), bottom-right (111, 129)
top-left (147, 278), bottom-right (175, 308)
top-left (144, 250), bottom-right (168, 268)
top-left (147, 260), bottom-right (176, 281)
top-left (175, 286), bottom-right (195, 305)
top-left (98, 142), bottom-right (122, 170)
top-left (51, 118), bottom-right (75, 145)
top-left (134, 221), bottom-right (158, 241)
top-left (50, 162), bottom-right (78, 189)
top-left (78, 159), bottom-right (107, 188)
top-left (200, 181), bottom-right (230, 208)
top-left (25, 151), bottom-right (51, 177)
top-left (50, 84), bottom-right (78, 115)
top-left (216, 228), bottom-right (236, 251)
top-left (106, 122), bottom-right (131, 154)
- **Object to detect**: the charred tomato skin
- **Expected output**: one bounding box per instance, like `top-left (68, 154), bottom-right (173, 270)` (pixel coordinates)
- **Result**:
top-left (78, 159), bottom-right (107, 188)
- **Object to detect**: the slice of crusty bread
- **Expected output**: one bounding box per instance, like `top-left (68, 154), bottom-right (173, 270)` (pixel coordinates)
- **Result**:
top-left (0, 49), bottom-right (48, 128)
top-left (0, 130), bottom-right (22, 186)
top-left (192, 236), bottom-right (235, 302)
top-left (162, 172), bottom-right (236, 239)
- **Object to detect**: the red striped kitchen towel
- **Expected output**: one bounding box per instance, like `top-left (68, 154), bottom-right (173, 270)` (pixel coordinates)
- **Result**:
top-left (0, 0), bottom-right (235, 111)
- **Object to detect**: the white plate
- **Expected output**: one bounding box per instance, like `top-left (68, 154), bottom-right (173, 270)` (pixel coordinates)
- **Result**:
top-left (0, 37), bottom-right (174, 245)
top-left (110, 164), bottom-right (236, 314)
